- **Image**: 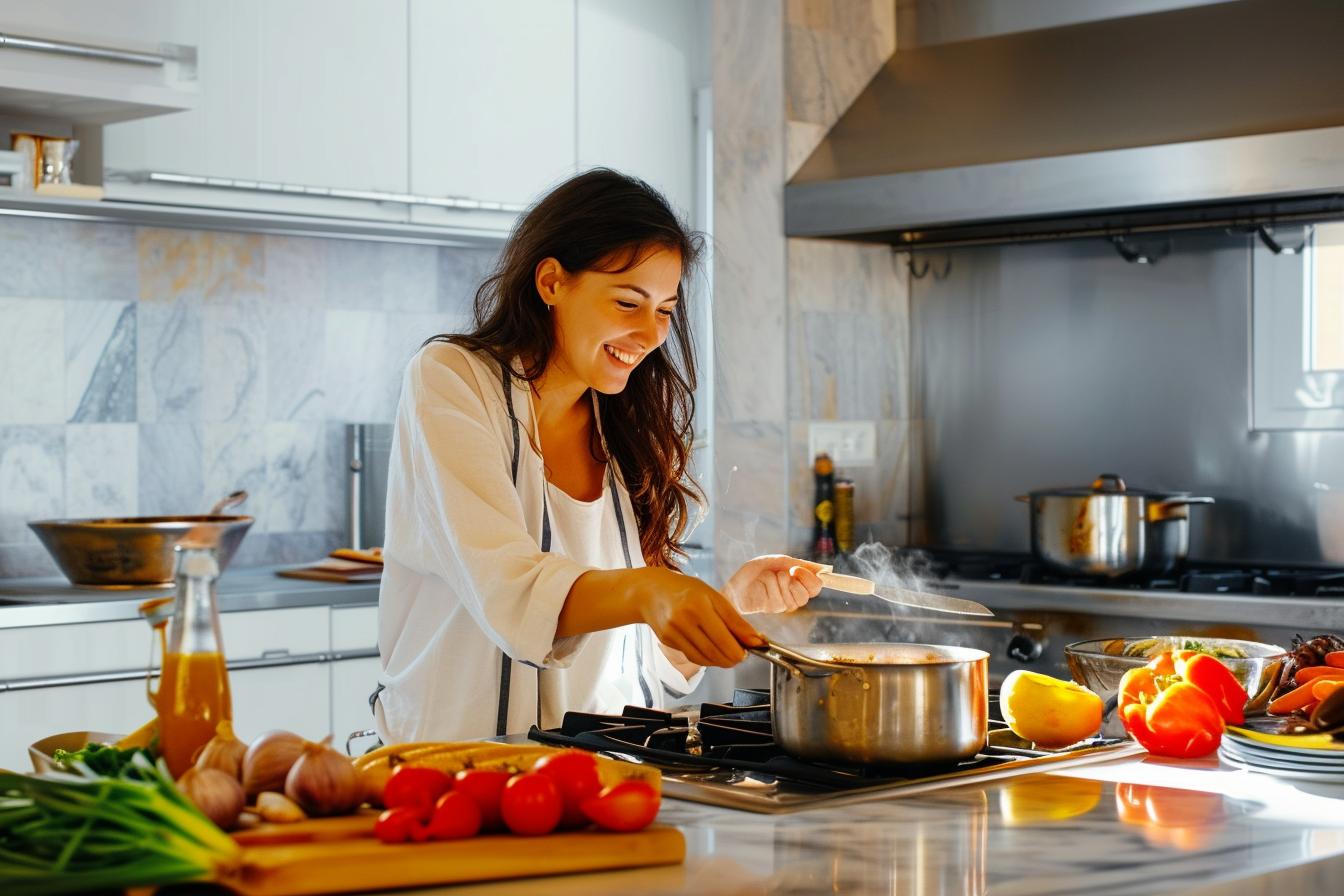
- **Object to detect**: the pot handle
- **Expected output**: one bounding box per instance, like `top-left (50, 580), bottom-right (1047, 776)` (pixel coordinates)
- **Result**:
top-left (1156, 496), bottom-right (1216, 507)
top-left (747, 638), bottom-right (846, 678)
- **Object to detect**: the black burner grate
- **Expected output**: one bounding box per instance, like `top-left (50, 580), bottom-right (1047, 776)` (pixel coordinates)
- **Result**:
top-left (528, 688), bottom-right (1017, 790)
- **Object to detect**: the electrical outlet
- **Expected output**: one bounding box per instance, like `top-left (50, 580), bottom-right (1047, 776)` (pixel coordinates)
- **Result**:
top-left (808, 421), bottom-right (876, 467)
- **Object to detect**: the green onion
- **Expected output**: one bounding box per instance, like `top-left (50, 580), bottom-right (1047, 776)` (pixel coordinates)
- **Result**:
top-left (0, 754), bottom-right (239, 895)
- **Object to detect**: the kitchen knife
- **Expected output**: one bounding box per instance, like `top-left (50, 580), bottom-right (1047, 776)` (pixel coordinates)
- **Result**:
top-left (817, 569), bottom-right (995, 617)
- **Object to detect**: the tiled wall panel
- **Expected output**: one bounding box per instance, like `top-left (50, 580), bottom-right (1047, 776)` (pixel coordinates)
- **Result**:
top-left (0, 218), bottom-right (497, 577)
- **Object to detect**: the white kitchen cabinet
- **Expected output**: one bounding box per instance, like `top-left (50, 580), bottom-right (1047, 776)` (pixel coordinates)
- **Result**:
top-left (230, 663), bottom-right (332, 743)
top-left (102, 0), bottom-right (260, 182)
top-left (331, 656), bottom-right (380, 751)
top-left (575, 0), bottom-right (697, 219)
top-left (0, 605), bottom-right (335, 769)
top-left (330, 605), bottom-right (379, 752)
top-left (103, 0), bottom-right (407, 220)
top-left (408, 0), bottom-right (577, 226)
top-left (221, 605), bottom-right (332, 740)
top-left (256, 0), bottom-right (407, 194)
top-left (0, 680), bottom-right (149, 773)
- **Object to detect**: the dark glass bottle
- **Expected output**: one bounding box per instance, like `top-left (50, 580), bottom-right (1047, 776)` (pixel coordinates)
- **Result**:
top-left (812, 453), bottom-right (836, 562)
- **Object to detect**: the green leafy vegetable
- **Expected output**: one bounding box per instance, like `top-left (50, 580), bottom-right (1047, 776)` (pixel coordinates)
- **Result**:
top-left (51, 741), bottom-right (157, 778)
top-left (0, 753), bottom-right (238, 895)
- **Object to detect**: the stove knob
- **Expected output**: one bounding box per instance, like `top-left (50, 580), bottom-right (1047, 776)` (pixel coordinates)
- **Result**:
top-left (1007, 633), bottom-right (1043, 664)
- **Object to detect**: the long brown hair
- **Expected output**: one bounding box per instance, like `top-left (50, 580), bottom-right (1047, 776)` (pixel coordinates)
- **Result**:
top-left (430, 169), bottom-right (705, 568)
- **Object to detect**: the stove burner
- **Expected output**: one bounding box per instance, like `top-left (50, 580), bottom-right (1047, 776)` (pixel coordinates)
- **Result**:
top-left (530, 689), bottom-right (1035, 790)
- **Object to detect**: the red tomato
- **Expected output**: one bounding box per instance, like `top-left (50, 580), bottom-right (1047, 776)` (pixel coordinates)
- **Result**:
top-left (425, 790), bottom-right (482, 840)
top-left (382, 765), bottom-right (452, 812)
top-left (453, 768), bottom-right (512, 831)
top-left (531, 749), bottom-right (602, 828)
top-left (499, 772), bottom-right (563, 836)
top-left (579, 781), bottom-right (660, 833)
top-left (374, 805), bottom-right (427, 844)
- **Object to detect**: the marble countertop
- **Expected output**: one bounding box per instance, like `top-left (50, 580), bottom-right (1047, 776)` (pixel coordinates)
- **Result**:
top-left (431, 755), bottom-right (1344, 896)
top-left (0, 565), bottom-right (378, 629)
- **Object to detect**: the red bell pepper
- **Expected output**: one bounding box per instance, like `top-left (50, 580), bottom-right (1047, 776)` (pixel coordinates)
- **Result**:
top-left (1174, 653), bottom-right (1246, 725)
top-left (1117, 650), bottom-right (1248, 758)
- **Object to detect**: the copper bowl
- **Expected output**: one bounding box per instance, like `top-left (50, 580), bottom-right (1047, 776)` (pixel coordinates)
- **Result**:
top-left (28, 516), bottom-right (253, 588)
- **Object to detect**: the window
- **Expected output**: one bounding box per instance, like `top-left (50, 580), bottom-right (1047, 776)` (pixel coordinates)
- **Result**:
top-left (1252, 222), bottom-right (1344, 429)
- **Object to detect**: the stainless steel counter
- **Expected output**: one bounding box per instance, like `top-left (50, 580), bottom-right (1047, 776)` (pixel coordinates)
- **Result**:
top-left (0, 566), bottom-right (379, 629)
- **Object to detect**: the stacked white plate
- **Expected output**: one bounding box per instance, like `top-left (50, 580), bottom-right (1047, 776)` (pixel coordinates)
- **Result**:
top-left (1220, 727), bottom-right (1344, 782)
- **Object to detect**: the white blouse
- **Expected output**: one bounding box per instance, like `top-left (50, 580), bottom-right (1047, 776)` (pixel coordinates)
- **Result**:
top-left (374, 341), bottom-right (702, 743)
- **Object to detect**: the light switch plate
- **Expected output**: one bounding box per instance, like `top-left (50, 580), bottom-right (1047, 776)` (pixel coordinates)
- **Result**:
top-left (808, 421), bottom-right (876, 467)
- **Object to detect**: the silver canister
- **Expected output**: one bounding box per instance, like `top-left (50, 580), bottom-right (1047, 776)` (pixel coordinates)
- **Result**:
top-left (750, 641), bottom-right (989, 766)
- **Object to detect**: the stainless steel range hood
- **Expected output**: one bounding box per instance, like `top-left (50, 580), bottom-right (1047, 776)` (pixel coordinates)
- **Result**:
top-left (785, 0), bottom-right (1344, 248)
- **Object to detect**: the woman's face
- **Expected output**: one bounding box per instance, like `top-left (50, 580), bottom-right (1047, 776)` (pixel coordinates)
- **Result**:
top-left (537, 246), bottom-right (682, 395)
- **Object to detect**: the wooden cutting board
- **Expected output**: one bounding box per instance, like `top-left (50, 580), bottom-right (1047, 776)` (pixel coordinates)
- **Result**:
top-left (218, 825), bottom-right (685, 895)
top-left (231, 810), bottom-right (379, 846)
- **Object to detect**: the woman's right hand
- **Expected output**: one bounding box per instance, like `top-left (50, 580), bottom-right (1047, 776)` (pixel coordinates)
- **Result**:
top-left (634, 567), bottom-right (765, 667)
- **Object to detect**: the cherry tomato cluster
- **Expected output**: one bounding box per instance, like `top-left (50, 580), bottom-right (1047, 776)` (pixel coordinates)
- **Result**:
top-left (372, 749), bottom-right (660, 843)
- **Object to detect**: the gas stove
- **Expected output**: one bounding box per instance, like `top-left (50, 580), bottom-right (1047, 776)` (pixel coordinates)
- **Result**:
top-left (527, 689), bottom-right (1138, 813)
top-left (899, 548), bottom-right (1344, 596)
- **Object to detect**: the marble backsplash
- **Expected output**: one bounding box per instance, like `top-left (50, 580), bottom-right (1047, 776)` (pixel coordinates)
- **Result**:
top-left (0, 216), bottom-right (497, 578)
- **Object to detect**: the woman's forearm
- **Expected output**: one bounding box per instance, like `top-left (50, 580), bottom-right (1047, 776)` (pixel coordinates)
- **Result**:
top-left (556, 565), bottom-right (762, 668)
top-left (553, 567), bottom-right (648, 638)
top-left (557, 568), bottom-right (703, 679)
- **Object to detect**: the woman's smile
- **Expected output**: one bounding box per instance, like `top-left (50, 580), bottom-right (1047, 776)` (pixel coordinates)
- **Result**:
top-left (603, 344), bottom-right (641, 367)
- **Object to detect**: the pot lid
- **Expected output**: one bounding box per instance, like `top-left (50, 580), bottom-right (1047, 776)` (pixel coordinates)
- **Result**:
top-left (1029, 473), bottom-right (1185, 499)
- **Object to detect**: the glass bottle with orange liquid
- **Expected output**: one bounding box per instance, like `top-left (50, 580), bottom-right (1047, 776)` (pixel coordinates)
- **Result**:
top-left (152, 545), bottom-right (233, 778)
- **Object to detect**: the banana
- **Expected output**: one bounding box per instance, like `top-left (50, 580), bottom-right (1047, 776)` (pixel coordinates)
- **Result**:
top-left (352, 741), bottom-right (450, 771)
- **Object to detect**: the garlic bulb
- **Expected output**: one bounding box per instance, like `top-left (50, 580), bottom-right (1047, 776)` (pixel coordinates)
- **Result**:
top-left (241, 729), bottom-right (306, 797)
top-left (195, 719), bottom-right (248, 780)
top-left (178, 767), bottom-right (245, 831)
top-left (284, 736), bottom-right (362, 816)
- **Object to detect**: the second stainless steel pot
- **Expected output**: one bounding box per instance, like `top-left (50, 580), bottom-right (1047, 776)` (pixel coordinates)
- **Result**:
top-left (1018, 473), bottom-right (1213, 578)
top-left (749, 640), bottom-right (989, 766)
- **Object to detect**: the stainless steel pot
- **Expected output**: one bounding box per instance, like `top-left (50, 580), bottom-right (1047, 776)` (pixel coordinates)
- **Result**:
top-left (1018, 473), bottom-right (1213, 578)
top-left (749, 640), bottom-right (989, 766)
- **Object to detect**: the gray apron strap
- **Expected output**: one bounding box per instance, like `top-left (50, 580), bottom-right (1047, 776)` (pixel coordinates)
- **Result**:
top-left (607, 465), bottom-right (653, 708)
top-left (498, 360), bottom-right (552, 737)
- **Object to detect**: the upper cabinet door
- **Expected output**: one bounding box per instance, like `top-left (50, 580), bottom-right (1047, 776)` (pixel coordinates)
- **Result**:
top-left (409, 0), bottom-right (576, 212)
top-left (103, 0), bottom-right (407, 218)
top-left (576, 0), bottom-right (697, 220)
top-left (103, 0), bottom-right (258, 182)
top-left (257, 0), bottom-right (407, 194)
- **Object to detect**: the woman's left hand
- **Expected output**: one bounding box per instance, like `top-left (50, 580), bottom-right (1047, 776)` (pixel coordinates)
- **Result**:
top-left (724, 555), bottom-right (826, 614)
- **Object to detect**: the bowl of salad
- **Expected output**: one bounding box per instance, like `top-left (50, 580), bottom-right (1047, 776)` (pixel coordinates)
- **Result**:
top-left (1065, 637), bottom-right (1287, 714)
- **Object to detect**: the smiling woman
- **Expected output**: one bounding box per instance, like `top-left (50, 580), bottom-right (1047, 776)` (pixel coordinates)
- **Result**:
top-left (374, 169), bottom-right (825, 743)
